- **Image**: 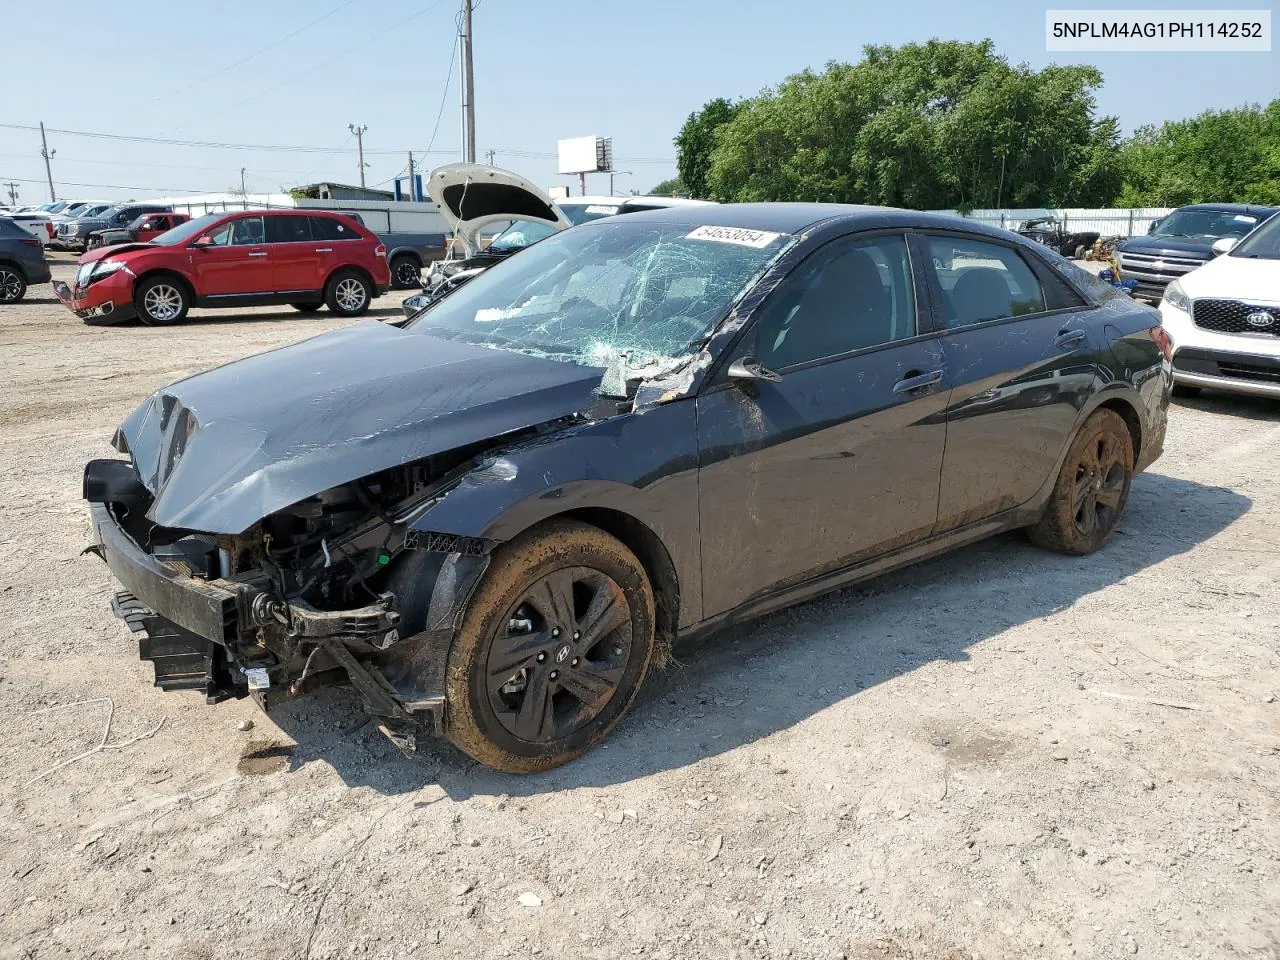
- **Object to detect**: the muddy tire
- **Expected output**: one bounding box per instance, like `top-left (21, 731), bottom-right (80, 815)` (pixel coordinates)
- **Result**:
top-left (1028, 409), bottom-right (1134, 556)
top-left (324, 269), bottom-right (372, 317)
top-left (134, 275), bottom-right (189, 326)
top-left (445, 519), bottom-right (655, 774)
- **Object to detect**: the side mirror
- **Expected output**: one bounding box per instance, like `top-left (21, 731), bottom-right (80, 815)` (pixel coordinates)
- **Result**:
top-left (727, 357), bottom-right (782, 384)
top-left (1211, 237), bottom-right (1238, 257)
top-left (191, 235), bottom-right (214, 248)
top-left (1147, 219), bottom-right (1162, 235)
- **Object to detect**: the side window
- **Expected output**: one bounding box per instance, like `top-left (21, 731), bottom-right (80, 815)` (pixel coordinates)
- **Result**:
top-left (265, 215), bottom-right (313, 243)
top-left (754, 233), bottom-right (917, 370)
top-left (230, 216), bottom-right (265, 245)
top-left (310, 216), bottom-right (358, 241)
top-left (927, 235), bottom-right (1046, 328)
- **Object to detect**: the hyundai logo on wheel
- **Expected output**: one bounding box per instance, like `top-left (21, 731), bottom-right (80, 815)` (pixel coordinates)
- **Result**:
top-left (1245, 310), bottom-right (1275, 328)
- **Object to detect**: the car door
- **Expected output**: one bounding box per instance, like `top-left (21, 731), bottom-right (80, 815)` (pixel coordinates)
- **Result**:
top-left (921, 232), bottom-right (1102, 532)
top-left (188, 215), bottom-right (273, 298)
top-left (264, 214), bottom-right (318, 295)
top-left (696, 231), bottom-right (949, 617)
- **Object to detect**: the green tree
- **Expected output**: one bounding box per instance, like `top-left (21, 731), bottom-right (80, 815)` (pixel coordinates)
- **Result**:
top-left (703, 40), bottom-right (1121, 210)
top-left (647, 177), bottom-right (686, 196)
top-left (1117, 101), bottom-right (1280, 205)
top-left (675, 98), bottom-right (742, 199)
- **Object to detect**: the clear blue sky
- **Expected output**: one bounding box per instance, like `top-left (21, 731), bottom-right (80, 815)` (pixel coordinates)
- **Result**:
top-left (2, 0), bottom-right (1276, 204)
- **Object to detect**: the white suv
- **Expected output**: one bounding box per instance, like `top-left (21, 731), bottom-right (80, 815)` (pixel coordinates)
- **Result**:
top-left (1159, 215), bottom-right (1280, 399)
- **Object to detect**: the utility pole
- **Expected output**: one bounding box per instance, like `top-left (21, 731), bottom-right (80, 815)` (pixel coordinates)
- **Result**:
top-left (485, 149), bottom-right (495, 166)
top-left (407, 151), bottom-right (415, 201)
top-left (459, 0), bottom-right (476, 163)
top-left (609, 170), bottom-right (633, 196)
top-left (39, 122), bottom-right (56, 201)
top-left (3, 182), bottom-right (18, 205)
top-left (349, 123), bottom-right (368, 187)
top-left (240, 167), bottom-right (247, 196)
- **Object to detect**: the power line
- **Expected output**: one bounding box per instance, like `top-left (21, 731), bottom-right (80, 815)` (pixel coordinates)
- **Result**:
top-left (185, 0), bottom-right (456, 128)
top-left (3, 175), bottom-right (221, 195)
top-left (156, 0), bottom-right (361, 101)
top-left (419, 6), bottom-right (460, 160)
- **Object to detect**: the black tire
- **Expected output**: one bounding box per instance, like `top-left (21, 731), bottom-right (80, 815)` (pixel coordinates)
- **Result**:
top-left (134, 275), bottom-right (189, 326)
top-left (390, 254), bottom-right (422, 290)
top-left (1028, 409), bottom-right (1134, 556)
top-left (1171, 384), bottom-right (1202, 399)
top-left (0, 264), bottom-right (27, 304)
top-left (324, 269), bottom-right (372, 317)
top-left (289, 302), bottom-right (323, 313)
top-left (1073, 244), bottom-right (1088, 259)
top-left (444, 519), bottom-right (656, 774)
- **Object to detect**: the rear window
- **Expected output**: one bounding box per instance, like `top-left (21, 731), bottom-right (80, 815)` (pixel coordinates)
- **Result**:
top-left (310, 216), bottom-right (361, 241)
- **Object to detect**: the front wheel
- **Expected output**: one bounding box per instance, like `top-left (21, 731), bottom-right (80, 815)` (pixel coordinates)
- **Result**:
top-left (1029, 409), bottom-right (1134, 556)
top-left (445, 519), bottom-right (656, 773)
top-left (134, 276), bottom-right (189, 326)
top-left (324, 269), bottom-right (372, 317)
top-left (0, 265), bottom-right (27, 304)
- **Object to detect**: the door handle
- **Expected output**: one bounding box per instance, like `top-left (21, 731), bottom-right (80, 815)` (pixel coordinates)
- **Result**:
top-left (1053, 329), bottom-right (1086, 350)
top-left (247, 251), bottom-right (267, 258)
top-left (315, 247), bottom-right (333, 253)
top-left (893, 369), bottom-right (944, 395)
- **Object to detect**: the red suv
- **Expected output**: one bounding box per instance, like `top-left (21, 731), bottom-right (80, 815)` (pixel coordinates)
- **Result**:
top-left (55, 210), bottom-right (390, 326)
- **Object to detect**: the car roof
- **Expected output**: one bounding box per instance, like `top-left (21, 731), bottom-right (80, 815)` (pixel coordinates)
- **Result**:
top-left (589, 201), bottom-right (1025, 240)
top-left (1175, 203), bottom-right (1279, 215)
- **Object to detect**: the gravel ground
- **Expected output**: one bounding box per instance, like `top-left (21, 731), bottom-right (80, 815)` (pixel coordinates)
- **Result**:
top-left (1, 257), bottom-right (1278, 960)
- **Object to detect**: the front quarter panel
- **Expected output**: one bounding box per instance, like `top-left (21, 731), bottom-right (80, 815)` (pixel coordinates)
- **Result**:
top-left (409, 401), bottom-right (703, 627)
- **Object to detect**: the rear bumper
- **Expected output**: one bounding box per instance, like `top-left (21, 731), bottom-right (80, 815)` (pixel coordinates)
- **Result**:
top-left (24, 261), bottom-right (52, 285)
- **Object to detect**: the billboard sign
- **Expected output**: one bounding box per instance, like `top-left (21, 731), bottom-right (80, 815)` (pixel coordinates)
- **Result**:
top-left (558, 135), bottom-right (613, 174)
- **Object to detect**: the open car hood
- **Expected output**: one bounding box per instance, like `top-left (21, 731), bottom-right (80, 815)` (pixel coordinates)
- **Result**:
top-left (427, 162), bottom-right (572, 256)
top-left (113, 322), bottom-right (604, 534)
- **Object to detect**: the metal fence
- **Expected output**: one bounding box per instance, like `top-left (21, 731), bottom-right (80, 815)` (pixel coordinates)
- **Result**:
top-left (927, 207), bottom-right (1175, 238)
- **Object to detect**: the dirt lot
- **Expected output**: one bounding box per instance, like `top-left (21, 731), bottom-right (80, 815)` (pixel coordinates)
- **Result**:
top-left (1, 257), bottom-right (1278, 960)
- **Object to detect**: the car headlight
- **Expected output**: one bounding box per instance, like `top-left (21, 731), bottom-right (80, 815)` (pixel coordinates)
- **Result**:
top-left (87, 260), bottom-right (131, 285)
top-left (1162, 279), bottom-right (1191, 313)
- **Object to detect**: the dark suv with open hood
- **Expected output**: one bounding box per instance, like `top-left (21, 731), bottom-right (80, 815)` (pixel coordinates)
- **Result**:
top-left (1113, 203), bottom-right (1278, 303)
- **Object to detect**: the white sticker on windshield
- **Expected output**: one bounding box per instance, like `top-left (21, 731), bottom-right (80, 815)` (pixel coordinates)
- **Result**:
top-left (685, 225), bottom-right (783, 248)
top-left (585, 205), bottom-right (620, 215)
top-left (1233, 215), bottom-right (1258, 223)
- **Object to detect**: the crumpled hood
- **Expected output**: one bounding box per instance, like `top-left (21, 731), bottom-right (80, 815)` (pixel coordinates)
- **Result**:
top-left (115, 321), bottom-right (604, 534)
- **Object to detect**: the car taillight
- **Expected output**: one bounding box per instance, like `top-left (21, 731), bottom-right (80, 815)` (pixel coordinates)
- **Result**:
top-left (20, 238), bottom-right (39, 248)
top-left (45, 223), bottom-right (55, 237)
top-left (374, 244), bottom-right (386, 258)
top-left (1149, 324), bottom-right (1173, 362)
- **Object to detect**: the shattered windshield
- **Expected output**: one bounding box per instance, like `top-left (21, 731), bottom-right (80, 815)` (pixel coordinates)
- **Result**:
top-left (405, 220), bottom-right (793, 366)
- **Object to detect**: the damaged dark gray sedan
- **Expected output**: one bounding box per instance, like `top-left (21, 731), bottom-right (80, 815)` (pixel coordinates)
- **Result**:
top-left (85, 204), bottom-right (1170, 772)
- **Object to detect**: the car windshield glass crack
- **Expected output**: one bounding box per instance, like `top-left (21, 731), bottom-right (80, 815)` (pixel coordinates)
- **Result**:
top-left (405, 222), bottom-right (793, 367)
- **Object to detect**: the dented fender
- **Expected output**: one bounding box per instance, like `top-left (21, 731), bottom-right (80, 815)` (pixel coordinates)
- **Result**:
top-left (410, 399), bottom-right (705, 626)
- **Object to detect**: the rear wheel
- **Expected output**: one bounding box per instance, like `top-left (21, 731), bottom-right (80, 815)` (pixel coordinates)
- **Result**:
top-left (1029, 409), bottom-right (1134, 556)
top-left (444, 519), bottom-right (656, 773)
top-left (134, 275), bottom-right (189, 326)
top-left (390, 254), bottom-right (421, 290)
top-left (289, 302), bottom-right (323, 313)
top-left (0, 265), bottom-right (27, 304)
top-left (324, 269), bottom-right (372, 317)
